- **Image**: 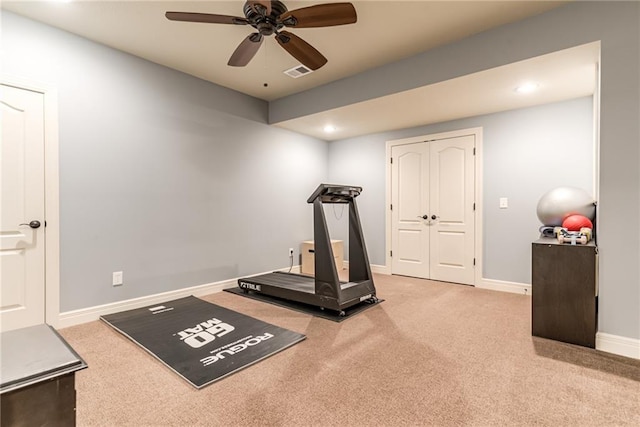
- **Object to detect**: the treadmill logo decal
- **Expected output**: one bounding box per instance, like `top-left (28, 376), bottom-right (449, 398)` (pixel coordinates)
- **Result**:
top-left (200, 333), bottom-right (274, 366)
top-left (239, 282), bottom-right (261, 291)
top-left (176, 318), bottom-right (235, 349)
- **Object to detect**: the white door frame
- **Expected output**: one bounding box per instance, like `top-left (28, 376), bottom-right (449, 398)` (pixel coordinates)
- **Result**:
top-left (2, 75), bottom-right (61, 327)
top-left (385, 127), bottom-right (483, 286)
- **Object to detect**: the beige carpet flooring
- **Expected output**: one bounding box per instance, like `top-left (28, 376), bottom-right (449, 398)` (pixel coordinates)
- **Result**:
top-left (60, 274), bottom-right (640, 426)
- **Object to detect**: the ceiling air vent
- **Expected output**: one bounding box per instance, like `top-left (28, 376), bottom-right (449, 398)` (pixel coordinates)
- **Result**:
top-left (284, 64), bottom-right (314, 79)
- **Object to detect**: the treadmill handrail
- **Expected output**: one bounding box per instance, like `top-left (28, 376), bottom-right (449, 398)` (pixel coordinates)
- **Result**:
top-left (307, 183), bottom-right (362, 203)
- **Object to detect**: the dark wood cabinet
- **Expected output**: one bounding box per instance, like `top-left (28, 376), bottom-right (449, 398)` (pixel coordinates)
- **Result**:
top-left (531, 238), bottom-right (597, 348)
top-left (1, 324), bottom-right (87, 426)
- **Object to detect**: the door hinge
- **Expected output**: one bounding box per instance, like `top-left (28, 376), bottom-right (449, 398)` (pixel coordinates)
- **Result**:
top-left (390, 250), bottom-right (393, 257)
top-left (390, 204), bottom-right (393, 211)
top-left (473, 147), bottom-right (476, 155)
top-left (473, 258), bottom-right (476, 266)
top-left (473, 203), bottom-right (476, 211)
top-left (390, 157), bottom-right (393, 164)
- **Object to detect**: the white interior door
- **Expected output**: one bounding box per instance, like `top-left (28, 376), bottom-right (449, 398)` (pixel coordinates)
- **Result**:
top-left (1, 84), bottom-right (46, 332)
top-left (390, 134), bottom-right (475, 285)
top-left (391, 143), bottom-right (430, 278)
top-left (429, 136), bottom-right (475, 285)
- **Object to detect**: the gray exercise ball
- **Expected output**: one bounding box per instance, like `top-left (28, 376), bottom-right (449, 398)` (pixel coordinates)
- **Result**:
top-left (536, 186), bottom-right (595, 226)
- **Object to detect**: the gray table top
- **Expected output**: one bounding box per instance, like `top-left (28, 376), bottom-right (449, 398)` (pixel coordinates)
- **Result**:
top-left (1, 324), bottom-right (87, 394)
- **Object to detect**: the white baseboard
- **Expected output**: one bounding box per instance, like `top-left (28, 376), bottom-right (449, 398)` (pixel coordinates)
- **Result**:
top-left (371, 264), bottom-right (390, 275)
top-left (58, 265), bottom-right (300, 329)
top-left (476, 278), bottom-right (531, 295)
top-left (596, 332), bottom-right (640, 360)
top-left (364, 265), bottom-right (528, 294)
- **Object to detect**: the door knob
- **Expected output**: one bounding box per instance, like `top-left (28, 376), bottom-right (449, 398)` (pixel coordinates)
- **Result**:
top-left (431, 215), bottom-right (438, 220)
top-left (19, 220), bottom-right (41, 229)
top-left (417, 215), bottom-right (429, 220)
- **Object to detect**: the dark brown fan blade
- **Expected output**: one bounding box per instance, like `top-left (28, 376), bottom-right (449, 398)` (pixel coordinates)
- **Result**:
top-left (280, 3), bottom-right (356, 28)
top-left (165, 11), bottom-right (248, 25)
top-left (276, 31), bottom-right (327, 70)
top-left (247, 1), bottom-right (272, 16)
top-left (228, 33), bottom-right (264, 67)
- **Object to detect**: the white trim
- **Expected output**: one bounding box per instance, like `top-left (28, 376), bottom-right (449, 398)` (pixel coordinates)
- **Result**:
top-left (384, 141), bottom-right (393, 274)
top-left (476, 278), bottom-right (531, 295)
top-left (473, 129), bottom-right (484, 288)
top-left (58, 265), bottom-right (301, 328)
top-left (2, 75), bottom-right (61, 328)
top-left (593, 46), bottom-right (601, 202)
top-left (592, 50), bottom-right (601, 251)
top-left (351, 260), bottom-right (530, 295)
top-left (596, 332), bottom-right (640, 360)
top-left (385, 127), bottom-right (483, 286)
top-left (59, 279), bottom-right (236, 328)
top-left (370, 264), bottom-right (390, 275)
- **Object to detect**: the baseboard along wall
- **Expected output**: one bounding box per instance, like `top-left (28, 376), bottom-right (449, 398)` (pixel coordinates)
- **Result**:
top-left (58, 265), bottom-right (301, 329)
top-left (596, 332), bottom-right (640, 360)
top-left (57, 264), bottom-right (639, 361)
top-left (477, 278), bottom-right (531, 296)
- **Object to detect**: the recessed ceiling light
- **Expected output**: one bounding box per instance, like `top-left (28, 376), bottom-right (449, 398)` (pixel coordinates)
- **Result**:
top-left (323, 125), bottom-right (336, 133)
top-left (515, 82), bottom-right (539, 94)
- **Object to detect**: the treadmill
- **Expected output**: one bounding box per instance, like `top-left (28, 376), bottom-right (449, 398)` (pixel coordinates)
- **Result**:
top-left (238, 184), bottom-right (377, 316)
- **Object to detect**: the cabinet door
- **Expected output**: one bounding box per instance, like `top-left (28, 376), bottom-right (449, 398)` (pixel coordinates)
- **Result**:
top-left (532, 243), bottom-right (596, 348)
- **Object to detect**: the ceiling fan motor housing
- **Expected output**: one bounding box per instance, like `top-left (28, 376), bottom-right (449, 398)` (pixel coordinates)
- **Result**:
top-left (244, 1), bottom-right (288, 35)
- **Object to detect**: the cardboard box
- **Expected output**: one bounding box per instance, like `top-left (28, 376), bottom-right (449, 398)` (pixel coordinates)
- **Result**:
top-left (300, 240), bottom-right (344, 275)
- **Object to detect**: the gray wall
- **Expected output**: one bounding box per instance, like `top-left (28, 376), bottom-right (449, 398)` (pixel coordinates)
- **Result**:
top-left (4, 1), bottom-right (639, 343)
top-left (328, 97), bottom-right (594, 286)
top-left (2, 12), bottom-right (328, 312)
top-left (278, 1), bottom-right (640, 342)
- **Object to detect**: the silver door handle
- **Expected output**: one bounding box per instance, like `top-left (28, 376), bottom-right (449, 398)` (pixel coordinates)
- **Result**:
top-left (19, 220), bottom-right (41, 229)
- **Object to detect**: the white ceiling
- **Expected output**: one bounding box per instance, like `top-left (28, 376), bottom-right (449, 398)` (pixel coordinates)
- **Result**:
top-left (2, 0), bottom-right (596, 141)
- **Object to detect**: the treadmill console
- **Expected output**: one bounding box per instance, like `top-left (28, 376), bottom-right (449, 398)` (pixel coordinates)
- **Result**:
top-left (307, 184), bottom-right (362, 204)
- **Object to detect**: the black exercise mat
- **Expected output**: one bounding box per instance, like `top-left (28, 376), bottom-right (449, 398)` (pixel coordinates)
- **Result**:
top-left (224, 288), bottom-right (383, 322)
top-left (100, 296), bottom-right (305, 389)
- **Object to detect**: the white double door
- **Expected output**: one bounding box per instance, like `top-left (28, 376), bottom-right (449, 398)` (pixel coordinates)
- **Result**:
top-left (1, 83), bottom-right (46, 332)
top-left (391, 134), bottom-right (475, 285)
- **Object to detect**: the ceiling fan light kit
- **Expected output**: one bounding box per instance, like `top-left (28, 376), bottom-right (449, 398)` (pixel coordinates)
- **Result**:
top-left (165, 1), bottom-right (357, 71)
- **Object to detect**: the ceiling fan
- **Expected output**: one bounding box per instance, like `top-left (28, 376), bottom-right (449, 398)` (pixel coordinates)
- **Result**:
top-left (165, 1), bottom-right (357, 71)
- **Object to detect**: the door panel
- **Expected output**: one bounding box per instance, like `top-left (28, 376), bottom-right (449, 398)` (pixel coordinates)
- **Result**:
top-left (397, 230), bottom-right (423, 262)
top-left (435, 146), bottom-right (466, 222)
top-left (429, 136), bottom-right (475, 285)
top-left (435, 231), bottom-right (465, 266)
top-left (391, 144), bottom-right (429, 278)
top-left (398, 152), bottom-right (422, 221)
top-left (1, 84), bottom-right (46, 331)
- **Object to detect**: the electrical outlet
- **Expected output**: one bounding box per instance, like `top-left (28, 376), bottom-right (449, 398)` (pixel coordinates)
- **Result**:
top-left (112, 271), bottom-right (123, 286)
top-left (288, 248), bottom-right (294, 257)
